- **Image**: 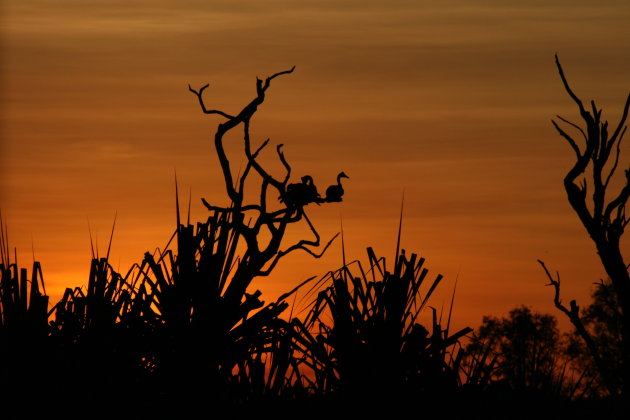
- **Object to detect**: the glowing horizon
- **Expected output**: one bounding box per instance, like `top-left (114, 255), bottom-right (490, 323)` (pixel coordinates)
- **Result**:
top-left (2, 0), bottom-right (629, 334)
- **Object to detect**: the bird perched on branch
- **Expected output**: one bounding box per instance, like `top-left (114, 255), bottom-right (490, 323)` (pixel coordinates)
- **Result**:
top-left (301, 175), bottom-right (322, 204)
top-left (281, 175), bottom-right (321, 207)
top-left (324, 172), bottom-right (349, 202)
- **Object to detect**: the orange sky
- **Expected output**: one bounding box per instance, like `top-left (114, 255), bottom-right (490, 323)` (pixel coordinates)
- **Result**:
top-left (1, 0), bottom-right (629, 333)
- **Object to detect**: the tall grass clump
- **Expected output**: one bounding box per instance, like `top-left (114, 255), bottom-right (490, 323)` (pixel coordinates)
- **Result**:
top-left (0, 218), bottom-right (50, 412)
top-left (290, 244), bottom-right (472, 414)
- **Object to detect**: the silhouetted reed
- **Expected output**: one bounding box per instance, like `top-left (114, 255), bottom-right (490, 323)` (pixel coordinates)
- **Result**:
top-left (0, 221), bottom-right (51, 417)
top-left (120, 213), bottom-right (296, 410)
top-left (290, 246), bottom-right (472, 414)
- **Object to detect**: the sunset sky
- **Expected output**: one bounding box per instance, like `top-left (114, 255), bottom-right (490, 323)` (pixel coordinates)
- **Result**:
top-left (2, 0), bottom-right (629, 333)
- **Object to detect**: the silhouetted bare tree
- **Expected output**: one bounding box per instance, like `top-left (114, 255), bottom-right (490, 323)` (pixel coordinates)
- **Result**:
top-left (539, 55), bottom-right (630, 409)
top-left (188, 67), bottom-right (340, 288)
top-left (121, 68), bottom-right (345, 409)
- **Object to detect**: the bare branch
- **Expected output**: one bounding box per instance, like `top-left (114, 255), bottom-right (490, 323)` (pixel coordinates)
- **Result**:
top-left (253, 138), bottom-right (270, 157)
top-left (604, 123), bottom-right (615, 160)
top-left (243, 121), bottom-right (284, 192)
top-left (200, 199), bottom-right (262, 214)
top-left (191, 68), bottom-right (295, 205)
top-left (262, 66), bottom-right (296, 92)
top-left (552, 119), bottom-right (582, 159)
top-left (188, 84), bottom-right (236, 119)
top-left (257, 207), bottom-right (293, 222)
top-left (277, 144), bottom-right (292, 185)
top-left (621, 208), bottom-right (629, 230)
top-left (235, 66), bottom-right (296, 122)
top-left (538, 259), bottom-right (620, 396)
top-left (609, 93), bottom-right (630, 145)
top-left (258, 230), bottom-right (340, 277)
top-left (198, 202), bottom-right (259, 250)
top-left (214, 125), bottom-right (239, 203)
top-left (260, 179), bottom-right (269, 216)
top-left (604, 168), bottom-right (630, 226)
top-left (538, 259), bottom-right (572, 319)
top-left (187, 83), bottom-right (208, 96)
top-left (604, 127), bottom-right (625, 189)
top-left (557, 115), bottom-right (588, 145)
top-left (555, 54), bottom-right (590, 122)
top-left (237, 138), bottom-right (270, 199)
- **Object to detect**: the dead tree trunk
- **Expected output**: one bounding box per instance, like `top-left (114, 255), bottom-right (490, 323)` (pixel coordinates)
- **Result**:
top-left (542, 55), bottom-right (630, 408)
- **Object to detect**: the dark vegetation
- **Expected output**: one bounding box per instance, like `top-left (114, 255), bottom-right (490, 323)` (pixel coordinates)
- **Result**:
top-left (538, 54), bottom-right (630, 417)
top-left (0, 60), bottom-right (627, 419)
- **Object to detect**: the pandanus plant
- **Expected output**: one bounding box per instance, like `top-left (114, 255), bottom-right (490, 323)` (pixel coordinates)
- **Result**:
top-left (292, 244), bottom-right (472, 409)
top-left (44, 256), bottom-right (153, 416)
top-left (0, 218), bottom-right (50, 412)
top-left (0, 256), bottom-right (49, 340)
top-left (120, 212), bottom-right (295, 407)
top-left (103, 67), bottom-right (345, 409)
top-left (2, 67), bottom-right (352, 415)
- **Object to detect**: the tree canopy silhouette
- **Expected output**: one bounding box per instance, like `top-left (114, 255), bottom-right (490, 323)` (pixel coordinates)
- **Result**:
top-left (464, 306), bottom-right (568, 395)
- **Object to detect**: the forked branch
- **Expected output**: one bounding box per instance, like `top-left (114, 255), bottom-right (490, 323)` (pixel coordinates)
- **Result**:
top-left (188, 84), bottom-right (236, 119)
top-left (190, 67), bottom-right (296, 205)
top-left (553, 56), bottom-right (630, 240)
top-left (191, 66), bottom-right (342, 287)
top-left (538, 260), bottom-right (619, 395)
top-left (258, 211), bottom-right (340, 276)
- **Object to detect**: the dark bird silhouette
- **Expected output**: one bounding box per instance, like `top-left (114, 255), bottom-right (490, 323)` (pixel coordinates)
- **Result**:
top-left (281, 175), bottom-right (321, 207)
top-left (301, 175), bottom-right (322, 204)
top-left (324, 172), bottom-right (349, 202)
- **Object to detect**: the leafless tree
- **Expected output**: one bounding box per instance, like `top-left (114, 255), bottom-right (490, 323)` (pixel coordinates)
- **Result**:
top-left (539, 55), bottom-right (630, 407)
top-left (188, 67), bottom-right (341, 311)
